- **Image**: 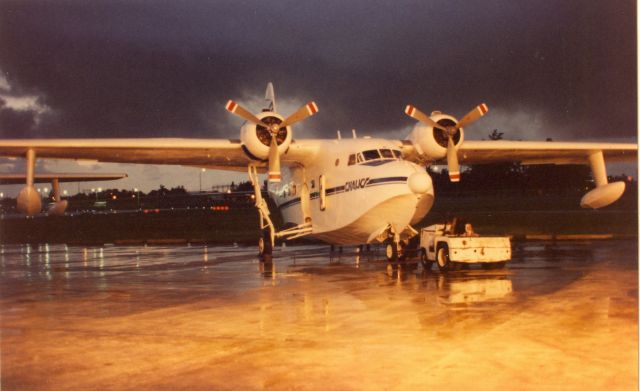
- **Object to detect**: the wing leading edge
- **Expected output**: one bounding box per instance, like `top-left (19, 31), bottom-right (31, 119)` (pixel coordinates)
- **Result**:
top-left (457, 140), bottom-right (637, 165)
top-left (0, 138), bottom-right (321, 171)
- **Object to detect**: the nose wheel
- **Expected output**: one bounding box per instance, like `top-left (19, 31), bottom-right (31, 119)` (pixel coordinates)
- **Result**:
top-left (385, 240), bottom-right (399, 263)
top-left (384, 239), bottom-right (407, 263)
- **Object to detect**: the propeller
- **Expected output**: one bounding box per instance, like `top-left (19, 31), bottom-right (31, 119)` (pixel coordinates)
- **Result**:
top-left (225, 99), bottom-right (318, 183)
top-left (405, 103), bottom-right (488, 182)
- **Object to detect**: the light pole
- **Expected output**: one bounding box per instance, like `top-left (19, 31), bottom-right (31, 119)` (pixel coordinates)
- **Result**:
top-left (134, 188), bottom-right (140, 209)
top-left (199, 168), bottom-right (206, 192)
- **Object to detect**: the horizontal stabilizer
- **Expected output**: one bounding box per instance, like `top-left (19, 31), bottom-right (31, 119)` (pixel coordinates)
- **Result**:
top-left (0, 173), bottom-right (127, 185)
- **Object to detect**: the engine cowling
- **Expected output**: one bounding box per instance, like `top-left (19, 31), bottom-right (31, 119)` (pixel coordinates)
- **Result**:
top-left (406, 112), bottom-right (464, 161)
top-left (240, 112), bottom-right (292, 160)
top-left (17, 186), bottom-right (42, 216)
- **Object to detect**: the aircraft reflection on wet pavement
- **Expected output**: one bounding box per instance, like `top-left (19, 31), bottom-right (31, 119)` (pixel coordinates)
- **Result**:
top-left (0, 241), bottom-right (625, 302)
top-left (1, 240), bottom-right (637, 390)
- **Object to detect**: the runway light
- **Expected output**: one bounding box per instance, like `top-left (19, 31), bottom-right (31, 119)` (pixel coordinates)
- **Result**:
top-left (112, 195), bottom-right (117, 200)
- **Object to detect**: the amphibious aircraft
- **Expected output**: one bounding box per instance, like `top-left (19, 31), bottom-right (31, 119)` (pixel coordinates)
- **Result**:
top-left (0, 83), bottom-right (636, 262)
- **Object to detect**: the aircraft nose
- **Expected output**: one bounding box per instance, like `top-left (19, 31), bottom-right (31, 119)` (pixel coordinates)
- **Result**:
top-left (407, 171), bottom-right (432, 194)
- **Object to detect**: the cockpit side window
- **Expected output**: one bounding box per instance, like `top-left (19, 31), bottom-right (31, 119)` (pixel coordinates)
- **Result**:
top-left (379, 149), bottom-right (394, 159)
top-left (356, 153), bottom-right (364, 163)
top-left (362, 150), bottom-right (381, 161)
top-left (392, 150), bottom-right (402, 159)
top-left (348, 154), bottom-right (356, 166)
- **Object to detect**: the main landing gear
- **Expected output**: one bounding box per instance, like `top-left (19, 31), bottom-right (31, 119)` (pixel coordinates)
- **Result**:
top-left (258, 228), bottom-right (273, 263)
top-left (248, 164), bottom-right (313, 264)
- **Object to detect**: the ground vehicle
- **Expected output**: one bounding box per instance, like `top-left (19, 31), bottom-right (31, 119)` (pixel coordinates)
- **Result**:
top-left (419, 224), bottom-right (511, 271)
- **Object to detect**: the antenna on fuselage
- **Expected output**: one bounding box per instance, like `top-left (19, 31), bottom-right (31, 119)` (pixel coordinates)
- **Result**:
top-left (265, 82), bottom-right (276, 112)
top-left (352, 129), bottom-right (357, 138)
top-left (336, 130), bottom-right (342, 140)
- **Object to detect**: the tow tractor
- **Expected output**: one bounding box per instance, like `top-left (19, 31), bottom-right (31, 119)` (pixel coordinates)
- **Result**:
top-left (418, 221), bottom-right (511, 271)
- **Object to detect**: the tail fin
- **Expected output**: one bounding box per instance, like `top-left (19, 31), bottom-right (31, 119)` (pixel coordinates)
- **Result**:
top-left (265, 82), bottom-right (276, 112)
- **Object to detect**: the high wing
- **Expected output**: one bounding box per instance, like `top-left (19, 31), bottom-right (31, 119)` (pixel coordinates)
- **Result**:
top-left (400, 140), bottom-right (637, 165)
top-left (0, 172), bottom-right (127, 185)
top-left (457, 140), bottom-right (637, 165)
top-left (0, 138), bottom-right (321, 172)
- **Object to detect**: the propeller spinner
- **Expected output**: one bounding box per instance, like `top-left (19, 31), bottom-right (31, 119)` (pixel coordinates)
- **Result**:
top-left (225, 99), bottom-right (318, 183)
top-left (405, 103), bottom-right (488, 182)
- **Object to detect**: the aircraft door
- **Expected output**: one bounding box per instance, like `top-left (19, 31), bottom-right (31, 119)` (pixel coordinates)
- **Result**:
top-left (301, 182), bottom-right (311, 222)
top-left (319, 174), bottom-right (327, 211)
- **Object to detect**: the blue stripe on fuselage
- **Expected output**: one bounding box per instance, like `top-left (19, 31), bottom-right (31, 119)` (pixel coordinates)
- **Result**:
top-left (278, 176), bottom-right (408, 209)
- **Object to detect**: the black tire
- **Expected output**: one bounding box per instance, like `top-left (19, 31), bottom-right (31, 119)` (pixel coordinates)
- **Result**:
top-left (384, 240), bottom-right (398, 263)
top-left (436, 244), bottom-right (451, 271)
top-left (420, 249), bottom-right (433, 271)
top-left (258, 229), bottom-right (273, 262)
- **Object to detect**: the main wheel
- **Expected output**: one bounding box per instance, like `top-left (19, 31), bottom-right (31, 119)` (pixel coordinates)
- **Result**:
top-left (436, 244), bottom-right (451, 271)
top-left (420, 249), bottom-right (433, 271)
top-left (258, 229), bottom-right (273, 262)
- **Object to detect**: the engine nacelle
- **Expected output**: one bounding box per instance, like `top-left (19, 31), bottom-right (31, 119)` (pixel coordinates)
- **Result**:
top-left (406, 112), bottom-right (464, 161)
top-left (240, 112), bottom-right (292, 160)
top-left (17, 186), bottom-right (42, 216)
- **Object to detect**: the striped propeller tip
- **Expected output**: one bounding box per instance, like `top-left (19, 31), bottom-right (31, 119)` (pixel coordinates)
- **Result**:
top-left (405, 105), bottom-right (415, 116)
top-left (306, 101), bottom-right (319, 115)
top-left (225, 100), bottom-right (238, 112)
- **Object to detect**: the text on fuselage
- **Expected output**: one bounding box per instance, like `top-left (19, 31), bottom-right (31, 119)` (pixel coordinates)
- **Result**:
top-left (345, 177), bottom-right (370, 192)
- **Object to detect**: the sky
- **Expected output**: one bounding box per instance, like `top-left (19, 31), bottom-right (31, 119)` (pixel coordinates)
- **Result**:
top-left (0, 0), bottom-right (636, 196)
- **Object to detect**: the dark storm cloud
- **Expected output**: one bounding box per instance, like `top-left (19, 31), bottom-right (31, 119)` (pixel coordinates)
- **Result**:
top-left (0, 0), bottom-right (635, 140)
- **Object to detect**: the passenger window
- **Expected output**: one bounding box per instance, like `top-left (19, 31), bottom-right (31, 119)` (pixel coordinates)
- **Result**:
top-left (362, 150), bottom-right (380, 161)
top-left (348, 154), bottom-right (356, 166)
top-left (392, 150), bottom-right (402, 159)
top-left (380, 149), bottom-right (393, 159)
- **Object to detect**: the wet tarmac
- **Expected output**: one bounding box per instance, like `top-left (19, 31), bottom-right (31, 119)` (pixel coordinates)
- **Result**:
top-left (1, 240), bottom-right (637, 390)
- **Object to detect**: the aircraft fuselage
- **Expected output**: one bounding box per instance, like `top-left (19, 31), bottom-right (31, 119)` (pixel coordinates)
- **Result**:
top-left (269, 138), bottom-right (434, 245)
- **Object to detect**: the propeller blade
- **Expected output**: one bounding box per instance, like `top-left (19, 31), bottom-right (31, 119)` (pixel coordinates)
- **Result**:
top-left (267, 135), bottom-right (281, 183)
top-left (456, 103), bottom-right (489, 129)
top-left (279, 101), bottom-right (319, 128)
top-left (225, 100), bottom-right (269, 128)
top-left (447, 136), bottom-right (460, 182)
top-left (405, 105), bottom-right (448, 132)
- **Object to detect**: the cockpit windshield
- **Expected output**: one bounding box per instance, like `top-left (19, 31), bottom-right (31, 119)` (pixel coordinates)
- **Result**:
top-left (362, 150), bottom-right (381, 161)
top-left (379, 149), bottom-right (394, 159)
top-left (348, 149), bottom-right (403, 165)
